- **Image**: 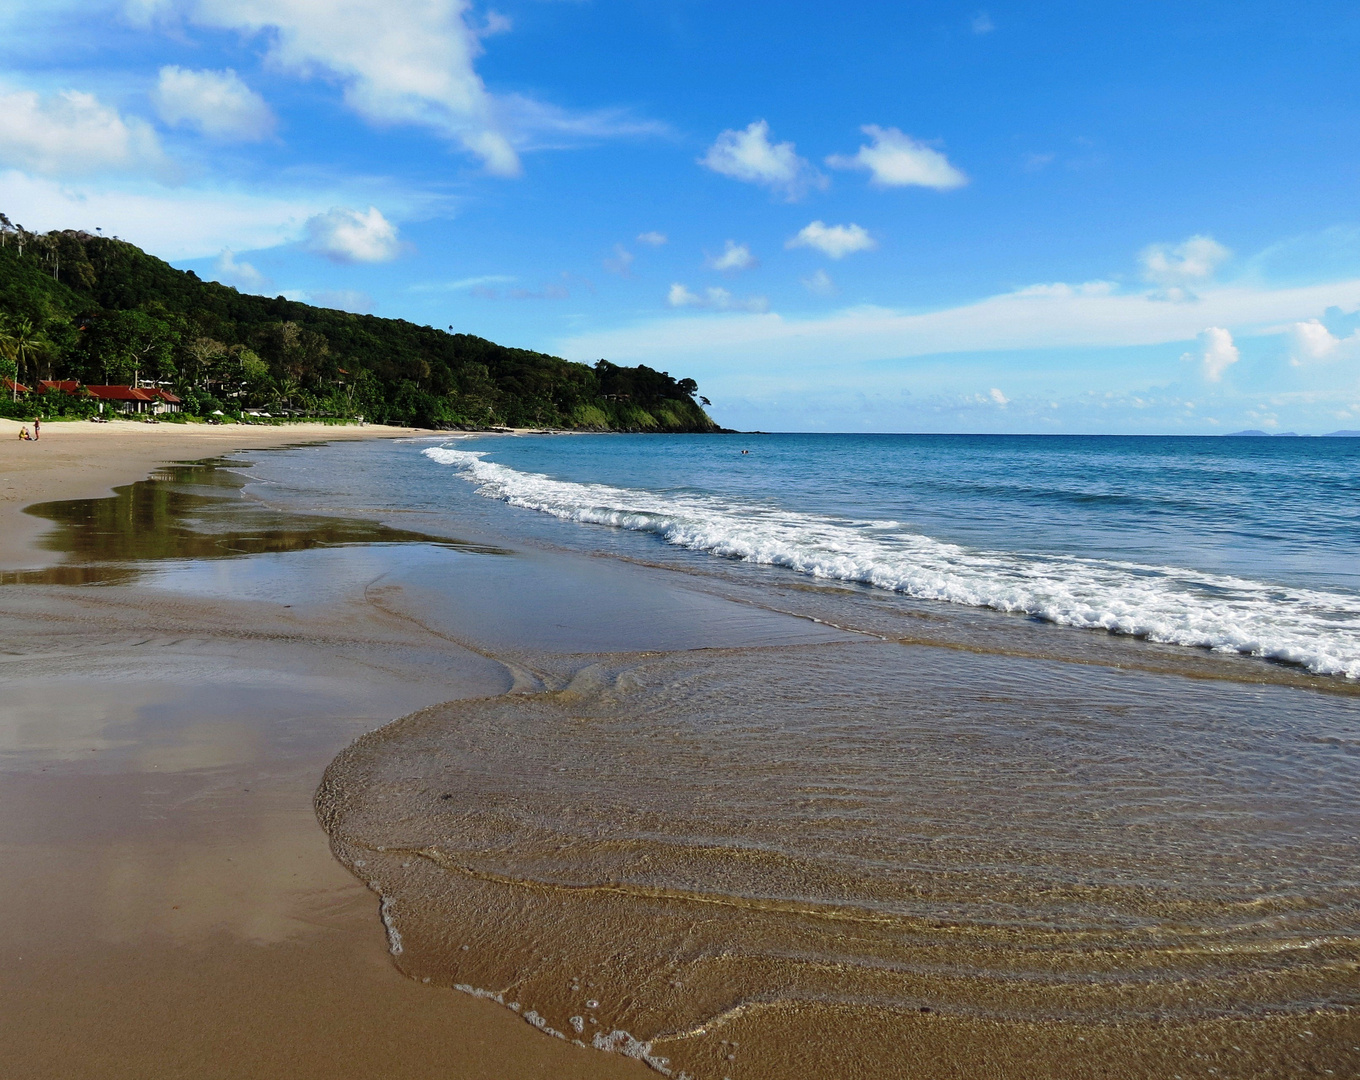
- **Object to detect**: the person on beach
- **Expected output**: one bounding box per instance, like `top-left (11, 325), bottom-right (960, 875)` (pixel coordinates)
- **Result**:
top-left (18, 426), bottom-right (30, 440)
top-left (33, 417), bottom-right (39, 440)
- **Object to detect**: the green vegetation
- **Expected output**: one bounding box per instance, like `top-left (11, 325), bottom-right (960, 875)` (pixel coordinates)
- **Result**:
top-left (0, 214), bottom-right (719, 431)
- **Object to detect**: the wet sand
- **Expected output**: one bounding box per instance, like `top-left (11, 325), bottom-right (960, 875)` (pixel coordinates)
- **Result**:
top-left (3, 435), bottom-right (1357, 1079)
top-left (0, 417), bottom-right (428, 568)
top-left (0, 441), bottom-right (655, 1079)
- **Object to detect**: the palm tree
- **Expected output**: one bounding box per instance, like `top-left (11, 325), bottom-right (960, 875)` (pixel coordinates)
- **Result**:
top-left (0, 345), bottom-right (16, 402)
top-left (277, 375), bottom-right (301, 411)
top-left (0, 319), bottom-right (49, 401)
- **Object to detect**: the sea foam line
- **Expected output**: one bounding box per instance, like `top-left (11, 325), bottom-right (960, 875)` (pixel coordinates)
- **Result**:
top-left (423, 446), bottom-right (1360, 678)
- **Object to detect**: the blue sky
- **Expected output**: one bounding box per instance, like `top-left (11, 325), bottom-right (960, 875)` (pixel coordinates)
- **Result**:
top-left (3, 1), bottom-right (1359, 433)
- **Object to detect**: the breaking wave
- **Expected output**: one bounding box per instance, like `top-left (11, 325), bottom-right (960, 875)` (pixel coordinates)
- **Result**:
top-left (424, 445), bottom-right (1360, 678)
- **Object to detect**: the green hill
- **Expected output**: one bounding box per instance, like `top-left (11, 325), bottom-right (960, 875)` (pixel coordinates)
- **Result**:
top-left (0, 217), bottom-right (718, 431)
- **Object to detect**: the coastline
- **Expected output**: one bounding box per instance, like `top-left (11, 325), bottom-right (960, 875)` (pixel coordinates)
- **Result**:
top-left (0, 431), bottom-right (652, 1080)
top-left (3, 430), bottom-right (1355, 1079)
top-left (0, 417), bottom-right (429, 568)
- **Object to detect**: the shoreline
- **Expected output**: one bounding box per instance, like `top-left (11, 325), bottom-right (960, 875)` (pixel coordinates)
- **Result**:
top-left (0, 433), bottom-right (653, 1080)
top-left (3, 431), bottom-right (1355, 1079)
top-left (0, 417), bottom-right (428, 568)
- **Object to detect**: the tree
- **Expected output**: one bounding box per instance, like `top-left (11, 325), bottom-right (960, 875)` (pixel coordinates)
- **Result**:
top-left (0, 318), bottom-right (50, 400)
top-left (0, 349), bottom-right (16, 397)
top-left (77, 310), bottom-right (179, 385)
top-left (0, 223), bottom-right (716, 430)
top-left (239, 349), bottom-right (274, 406)
top-left (178, 335), bottom-right (229, 391)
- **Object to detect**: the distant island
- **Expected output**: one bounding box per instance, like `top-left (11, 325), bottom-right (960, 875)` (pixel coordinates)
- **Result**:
top-left (0, 216), bottom-right (718, 432)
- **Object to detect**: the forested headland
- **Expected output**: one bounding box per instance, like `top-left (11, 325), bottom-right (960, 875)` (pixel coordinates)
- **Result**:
top-left (0, 215), bottom-right (719, 431)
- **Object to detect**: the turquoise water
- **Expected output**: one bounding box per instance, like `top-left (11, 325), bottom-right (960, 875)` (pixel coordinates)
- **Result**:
top-left (422, 433), bottom-right (1360, 677)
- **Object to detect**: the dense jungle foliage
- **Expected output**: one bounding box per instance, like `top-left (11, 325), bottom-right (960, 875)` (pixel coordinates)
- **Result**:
top-left (0, 216), bottom-right (718, 431)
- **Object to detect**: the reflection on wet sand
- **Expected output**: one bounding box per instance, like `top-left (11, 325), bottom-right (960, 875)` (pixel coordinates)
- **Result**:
top-left (0, 457), bottom-right (656, 1080)
top-left (1, 457), bottom-right (497, 586)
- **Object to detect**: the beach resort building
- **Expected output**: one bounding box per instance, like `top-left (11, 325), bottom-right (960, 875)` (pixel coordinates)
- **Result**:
top-left (84, 386), bottom-right (182, 415)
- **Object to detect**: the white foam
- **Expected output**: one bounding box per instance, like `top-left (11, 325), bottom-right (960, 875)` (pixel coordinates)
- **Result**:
top-left (423, 446), bottom-right (1360, 678)
top-left (379, 895), bottom-right (403, 955)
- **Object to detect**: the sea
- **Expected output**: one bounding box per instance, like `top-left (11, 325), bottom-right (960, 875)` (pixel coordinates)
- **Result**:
top-left (420, 432), bottom-right (1360, 679)
top-left (79, 431), bottom-right (1358, 1079)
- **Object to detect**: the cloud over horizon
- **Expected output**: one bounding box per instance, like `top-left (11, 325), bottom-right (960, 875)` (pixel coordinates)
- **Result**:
top-left (563, 273), bottom-right (1360, 375)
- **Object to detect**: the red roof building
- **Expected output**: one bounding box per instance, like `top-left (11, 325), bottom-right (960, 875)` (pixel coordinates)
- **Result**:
top-left (85, 385), bottom-right (181, 414)
top-left (3, 378), bottom-right (31, 394)
top-left (38, 380), bottom-right (81, 394)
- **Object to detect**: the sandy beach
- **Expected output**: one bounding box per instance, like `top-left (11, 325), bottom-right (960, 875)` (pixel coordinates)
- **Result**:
top-left (2, 423), bottom-right (1356, 1080)
top-left (0, 420), bottom-right (649, 1080)
top-left (0, 418), bottom-right (422, 567)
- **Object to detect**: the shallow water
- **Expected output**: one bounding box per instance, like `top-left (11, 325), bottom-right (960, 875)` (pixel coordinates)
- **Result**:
top-left (319, 640), bottom-right (1360, 1078)
top-left (255, 436), bottom-right (1357, 1079)
top-left (1, 457), bottom-right (492, 587)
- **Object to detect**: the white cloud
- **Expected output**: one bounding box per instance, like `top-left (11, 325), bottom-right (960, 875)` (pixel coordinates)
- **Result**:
top-left (561, 274), bottom-right (1360, 374)
top-left (302, 205), bottom-right (401, 262)
top-left (478, 9), bottom-right (511, 37)
top-left (214, 248), bottom-right (268, 290)
top-left (1014, 280), bottom-right (1116, 298)
top-left (707, 240), bottom-right (757, 273)
top-left (309, 288), bottom-right (372, 312)
top-left (989, 387), bottom-right (1009, 405)
top-left (123, 0), bottom-right (175, 25)
top-left (603, 243), bottom-right (634, 275)
top-left (637, 230), bottom-right (667, 247)
top-left (0, 168), bottom-right (331, 258)
top-left (667, 283), bottom-right (768, 313)
top-left (495, 94), bottom-right (668, 150)
top-left (1140, 235), bottom-right (1231, 294)
top-left (666, 283), bottom-right (699, 307)
top-left (786, 221), bottom-right (876, 259)
top-left (1289, 318), bottom-right (1360, 365)
top-left (699, 120), bottom-right (822, 200)
top-left (971, 11), bottom-right (995, 33)
top-left (408, 274), bottom-right (515, 292)
top-left (162, 0), bottom-right (665, 174)
top-left (0, 87), bottom-right (165, 178)
top-left (175, 0), bottom-right (517, 174)
top-left (153, 66), bottom-right (276, 142)
top-left (827, 125), bottom-right (967, 191)
top-left (1185, 328), bottom-right (1239, 381)
top-left (801, 268), bottom-right (837, 297)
